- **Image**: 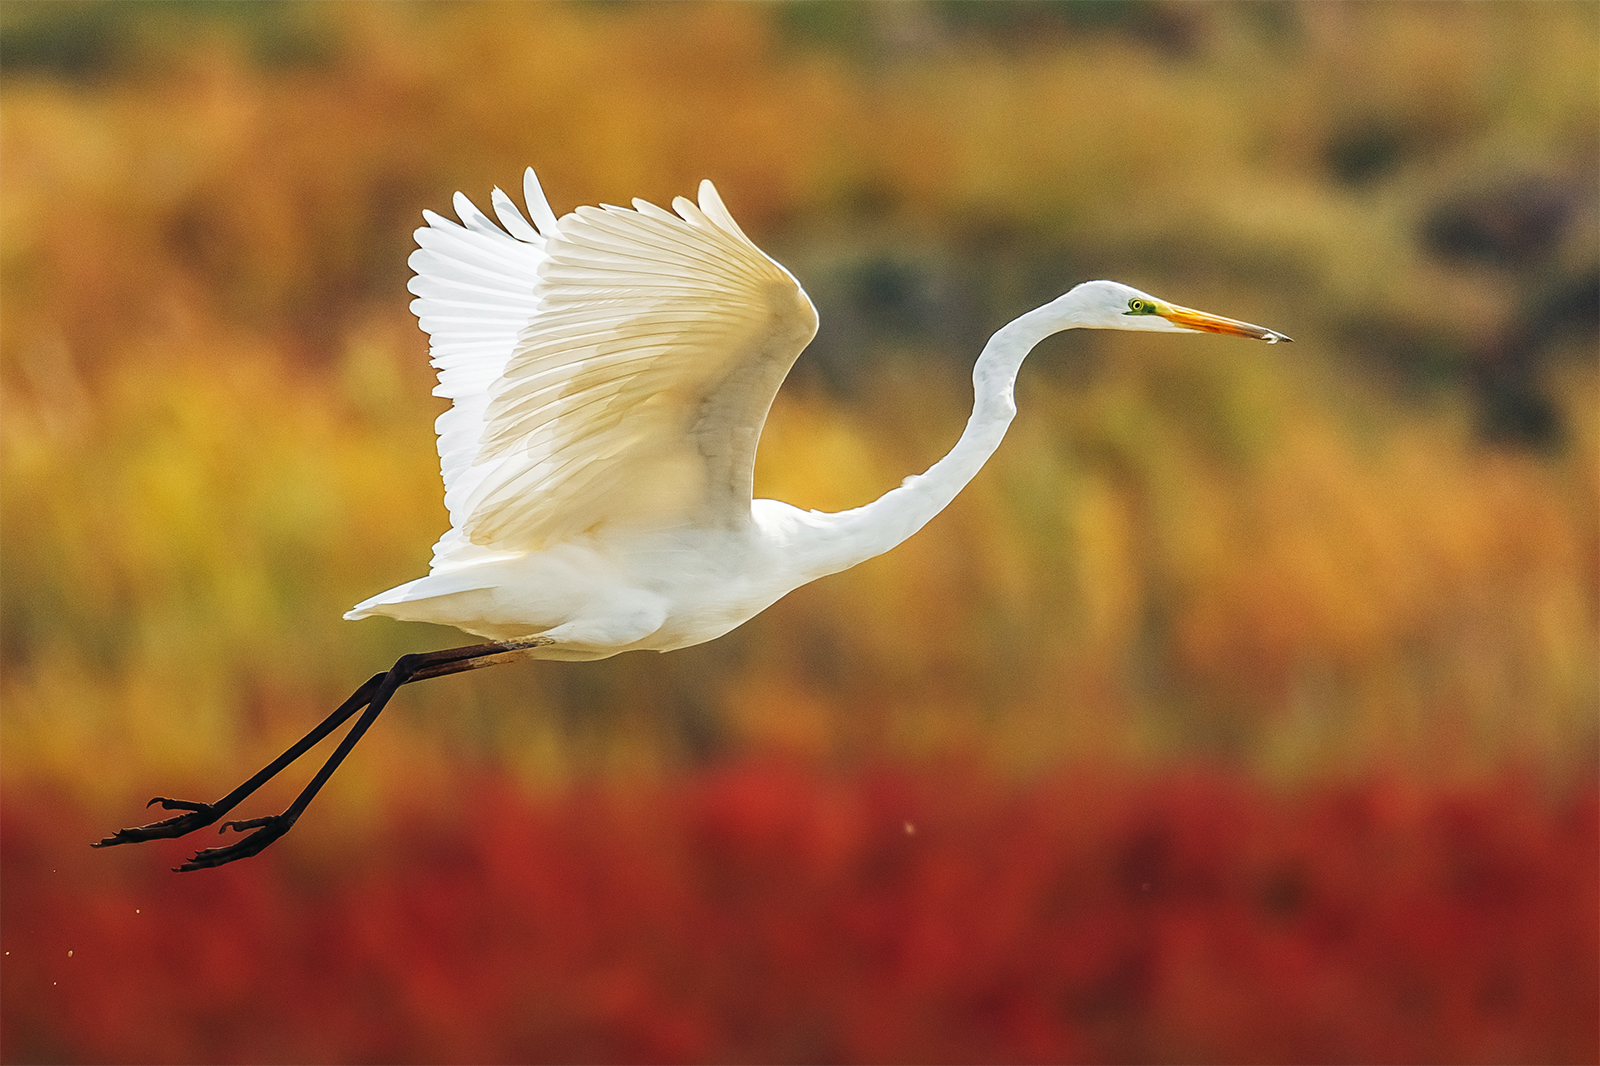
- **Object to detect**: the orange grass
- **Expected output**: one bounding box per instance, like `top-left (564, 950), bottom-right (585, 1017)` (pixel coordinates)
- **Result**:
top-left (3, 1), bottom-right (1595, 793)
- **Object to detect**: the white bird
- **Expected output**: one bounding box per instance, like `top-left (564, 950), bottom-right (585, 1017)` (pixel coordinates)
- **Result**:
top-left (96, 169), bottom-right (1289, 869)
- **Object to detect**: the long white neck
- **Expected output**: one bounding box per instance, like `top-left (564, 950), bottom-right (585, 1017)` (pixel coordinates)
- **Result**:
top-left (783, 298), bottom-right (1077, 581)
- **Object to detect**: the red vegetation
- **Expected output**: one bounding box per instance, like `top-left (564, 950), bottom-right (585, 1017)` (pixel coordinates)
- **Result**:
top-left (4, 765), bottom-right (1596, 1065)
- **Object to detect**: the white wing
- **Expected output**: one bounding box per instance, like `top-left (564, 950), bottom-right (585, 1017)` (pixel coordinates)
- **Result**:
top-left (408, 170), bottom-right (818, 565)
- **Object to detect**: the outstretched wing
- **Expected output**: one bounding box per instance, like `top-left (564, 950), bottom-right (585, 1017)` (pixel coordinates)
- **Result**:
top-left (408, 170), bottom-right (818, 563)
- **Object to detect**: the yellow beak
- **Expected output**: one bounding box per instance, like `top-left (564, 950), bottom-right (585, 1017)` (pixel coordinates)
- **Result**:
top-left (1160, 303), bottom-right (1292, 343)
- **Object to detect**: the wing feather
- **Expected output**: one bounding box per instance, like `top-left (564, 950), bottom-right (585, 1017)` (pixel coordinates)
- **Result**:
top-left (407, 171), bottom-right (551, 569)
top-left (491, 186), bottom-right (544, 242)
top-left (408, 169), bottom-right (818, 562)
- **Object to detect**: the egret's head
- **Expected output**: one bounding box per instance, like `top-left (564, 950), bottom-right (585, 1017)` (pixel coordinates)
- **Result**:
top-left (1058, 280), bottom-right (1291, 343)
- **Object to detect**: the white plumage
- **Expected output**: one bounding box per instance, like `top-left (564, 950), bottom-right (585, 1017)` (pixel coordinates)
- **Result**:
top-left (98, 167), bottom-right (1289, 869)
top-left (345, 172), bottom-right (826, 655)
top-left (346, 169), bottom-right (1290, 658)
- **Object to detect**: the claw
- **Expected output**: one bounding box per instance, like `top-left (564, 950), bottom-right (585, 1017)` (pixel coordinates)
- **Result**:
top-left (177, 817), bottom-right (291, 871)
top-left (219, 816), bottom-right (279, 833)
top-left (146, 796), bottom-right (209, 812)
top-left (92, 800), bottom-right (223, 848)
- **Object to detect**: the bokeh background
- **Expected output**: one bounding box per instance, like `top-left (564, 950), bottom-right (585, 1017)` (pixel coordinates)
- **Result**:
top-left (2, 2), bottom-right (1596, 1062)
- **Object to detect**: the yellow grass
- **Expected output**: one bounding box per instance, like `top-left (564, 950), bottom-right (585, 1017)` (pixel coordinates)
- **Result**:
top-left (1, 2), bottom-right (1594, 811)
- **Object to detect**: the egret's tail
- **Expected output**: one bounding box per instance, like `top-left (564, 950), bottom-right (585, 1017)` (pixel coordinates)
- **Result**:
top-left (344, 568), bottom-right (497, 626)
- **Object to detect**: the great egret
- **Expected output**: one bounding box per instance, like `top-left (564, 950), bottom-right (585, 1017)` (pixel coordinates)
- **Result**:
top-left (96, 169), bottom-right (1288, 870)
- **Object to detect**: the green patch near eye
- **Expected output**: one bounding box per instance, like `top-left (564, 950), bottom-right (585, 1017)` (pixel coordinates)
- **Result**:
top-left (1124, 299), bottom-right (1161, 316)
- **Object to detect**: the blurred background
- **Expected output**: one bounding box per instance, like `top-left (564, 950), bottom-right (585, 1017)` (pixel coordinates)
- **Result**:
top-left (1, 2), bottom-right (1595, 1062)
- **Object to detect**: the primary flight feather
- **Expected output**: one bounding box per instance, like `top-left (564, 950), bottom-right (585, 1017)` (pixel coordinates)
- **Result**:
top-left (422, 173), bottom-right (812, 550)
top-left (97, 168), bottom-right (1289, 869)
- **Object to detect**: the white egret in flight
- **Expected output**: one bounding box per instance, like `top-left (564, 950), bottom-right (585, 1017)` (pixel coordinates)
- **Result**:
top-left (97, 169), bottom-right (1288, 869)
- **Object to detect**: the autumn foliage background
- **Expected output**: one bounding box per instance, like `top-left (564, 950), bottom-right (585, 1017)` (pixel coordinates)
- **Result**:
top-left (1, 3), bottom-right (1596, 1063)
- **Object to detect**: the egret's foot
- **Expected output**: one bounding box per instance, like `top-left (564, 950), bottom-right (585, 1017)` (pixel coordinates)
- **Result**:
top-left (92, 797), bottom-right (224, 848)
top-left (176, 815), bottom-right (293, 871)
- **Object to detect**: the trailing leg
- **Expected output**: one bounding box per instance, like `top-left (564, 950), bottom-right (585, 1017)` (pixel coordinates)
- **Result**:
top-left (93, 638), bottom-right (549, 869)
top-left (92, 673), bottom-right (385, 849)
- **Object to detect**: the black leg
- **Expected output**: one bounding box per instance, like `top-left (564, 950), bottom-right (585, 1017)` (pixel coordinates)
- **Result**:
top-left (92, 638), bottom-right (550, 870)
top-left (92, 672), bottom-right (386, 849)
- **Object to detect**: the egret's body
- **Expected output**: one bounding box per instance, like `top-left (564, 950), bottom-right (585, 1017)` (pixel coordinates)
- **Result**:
top-left (349, 516), bottom-right (813, 657)
top-left (98, 169), bottom-right (1287, 868)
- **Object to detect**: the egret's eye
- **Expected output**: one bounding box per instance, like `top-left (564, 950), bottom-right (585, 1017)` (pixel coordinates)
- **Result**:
top-left (1125, 299), bottom-right (1153, 315)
